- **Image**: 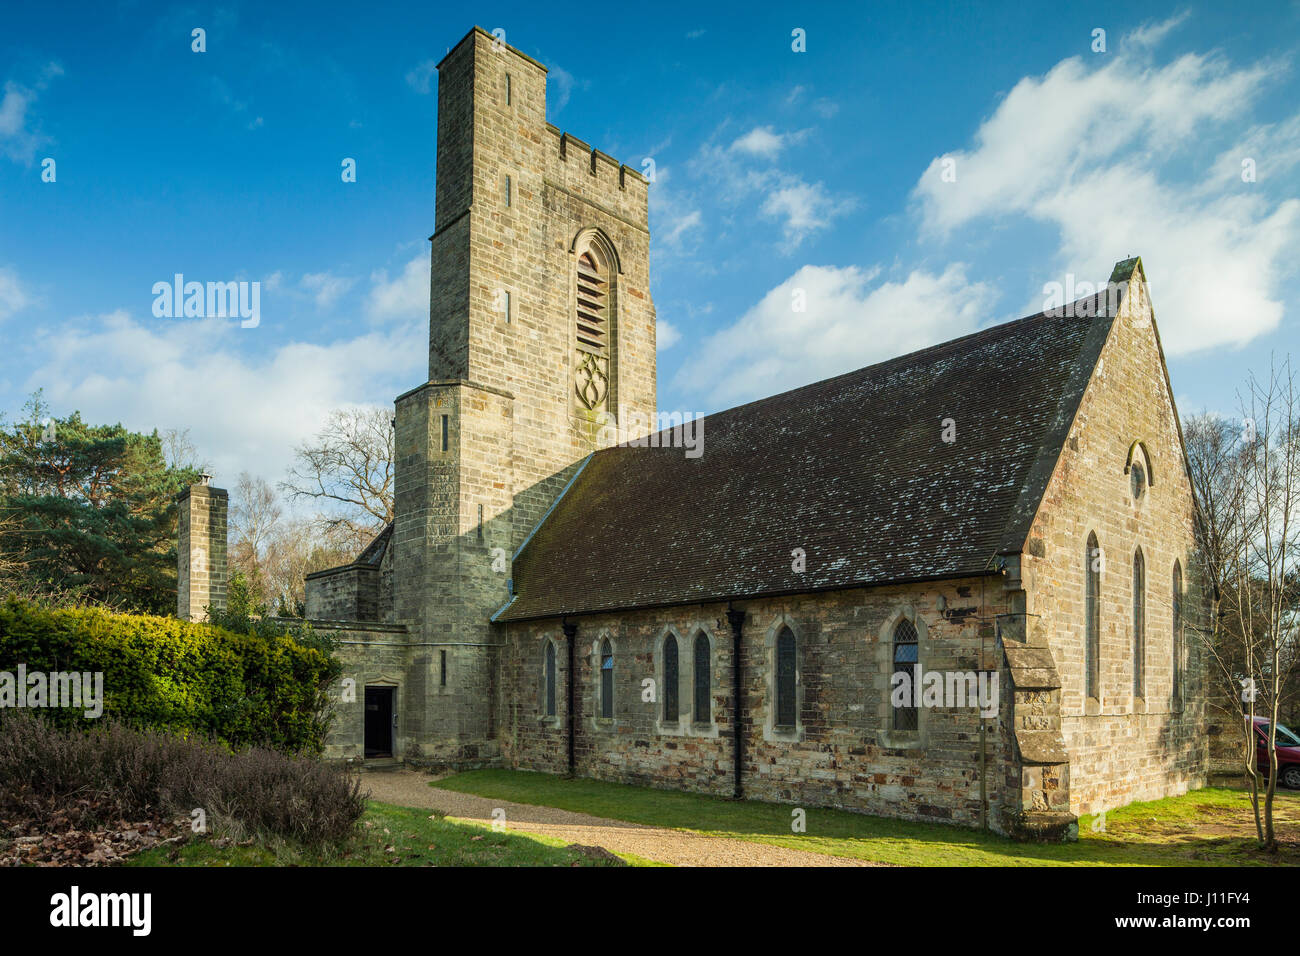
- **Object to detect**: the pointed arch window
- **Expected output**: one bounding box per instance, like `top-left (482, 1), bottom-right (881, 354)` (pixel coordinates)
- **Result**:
top-left (599, 638), bottom-right (614, 720)
top-left (1086, 533), bottom-right (1101, 700)
top-left (573, 240), bottom-right (613, 411)
top-left (1172, 561), bottom-right (1184, 703)
top-left (544, 640), bottom-right (557, 718)
top-left (662, 634), bottom-right (679, 723)
top-left (693, 632), bottom-right (711, 723)
top-left (1133, 547), bottom-right (1146, 698)
top-left (775, 627), bottom-right (797, 728)
top-left (892, 619), bottom-right (919, 731)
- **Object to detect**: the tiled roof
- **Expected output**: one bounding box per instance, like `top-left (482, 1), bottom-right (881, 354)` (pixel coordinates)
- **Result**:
top-left (498, 295), bottom-right (1116, 622)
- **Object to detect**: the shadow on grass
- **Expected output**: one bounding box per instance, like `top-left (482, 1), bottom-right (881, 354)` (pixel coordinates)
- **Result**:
top-left (126, 801), bottom-right (641, 867)
top-left (432, 770), bottom-right (1300, 867)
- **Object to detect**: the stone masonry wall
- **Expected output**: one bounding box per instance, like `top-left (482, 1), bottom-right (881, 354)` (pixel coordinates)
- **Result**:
top-left (1023, 269), bottom-right (1208, 815)
top-left (501, 577), bottom-right (1013, 827)
top-left (304, 566), bottom-right (379, 622)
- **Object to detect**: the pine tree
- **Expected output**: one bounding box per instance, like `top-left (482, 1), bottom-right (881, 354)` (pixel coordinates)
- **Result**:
top-left (0, 391), bottom-right (201, 612)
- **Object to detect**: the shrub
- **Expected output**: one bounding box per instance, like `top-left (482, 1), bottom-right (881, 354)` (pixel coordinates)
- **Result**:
top-left (0, 712), bottom-right (364, 846)
top-left (0, 596), bottom-right (340, 753)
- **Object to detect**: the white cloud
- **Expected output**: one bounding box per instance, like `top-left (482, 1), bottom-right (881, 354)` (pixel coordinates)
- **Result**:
top-left (661, 209), bottom-right (702, 246)
top-left (549, 66), bottom-right (577, 113)
top-left (689, 139), bottom-right (851, 251)
top-left (300, 271), bottom-right (356, 309)
top-left (674, 263), bottom-right (995, 409)
top-left (761, 181), bottom-right (843, 248)
top-left (731, 126), bottom-right (786, 158)
top-left (0, 266), bottom-right (31, 321)
top-left (0, 84), bottom-right (32, 138)
top-left (1124, 11), bottom-right (1191, 50)
top-left (0, 63), bottom-right (61, 164)
top-left (730, 125), bottom-right (810, 159)
top-left (657, 320), bottom-right (681, 350)
top-left (366, 255), bottom-right (428, 323)
top-left (405, 60), bottom-right (436, 94)
top-left (24, 309), bottom-right (423, 485)
top-left (912, 37), bottom-right (1300, 355)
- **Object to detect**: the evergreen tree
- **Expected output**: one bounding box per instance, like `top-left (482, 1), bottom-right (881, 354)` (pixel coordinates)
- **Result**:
top-left (0, 392), bottom-right (200, 612)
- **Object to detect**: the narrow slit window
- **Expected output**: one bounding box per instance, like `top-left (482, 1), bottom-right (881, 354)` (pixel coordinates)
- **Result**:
top-left (441, 414), bottom-right (449, 452)
top-left (1172, 561), bottom-right (1184, 703)
top-left (1133, 547), bottom-right (1145, 698)
top-left (477, 504), bottom-right (484, 543)
top-left (505, 174), bottom-right (511, 207)
top-left (544, 641), bottom-right (556, 717)
top-left (662, 634), bottom-right (678, 723)
top-left (775, 627), bottom-right (796, 728)
top-left (505, 73), bottom-right (512, 105)
top-left (1086, 532), bottom-right (1101, 700)
top-left (892, 619), bottom-right (919, 731)
top-left (440, 650), bottom-right (447, 687)
top-left (693, 633), bottom-right (711, 723)
top-left (600, 639), bottom-right (614, 720)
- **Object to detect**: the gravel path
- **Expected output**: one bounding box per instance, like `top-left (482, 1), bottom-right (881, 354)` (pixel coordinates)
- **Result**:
top-left (360, 770), bottom-right (875, 867)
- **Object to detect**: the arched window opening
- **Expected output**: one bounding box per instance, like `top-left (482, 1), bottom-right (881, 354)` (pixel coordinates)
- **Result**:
top-left (775, 628), bottom-right (797, 728)
top-left (599, 638), bottom-right (614, 720)
top-left (662, 634), bottom-right (679, 723)
top-left (1133, 547), bottom-right (1146, 698)
top-left (1172, 561), bottom-right (1184, 703)
top-left (1086, 532), bottom-right (1101, 701)
top-left (892, 619), bottom-right (919, 731)
top-left (574, 242), bottom-right (612, 411)
top-left (544, 640), bottom-right (557, 718)
top-left (693, 633), bottom-right (711, 723)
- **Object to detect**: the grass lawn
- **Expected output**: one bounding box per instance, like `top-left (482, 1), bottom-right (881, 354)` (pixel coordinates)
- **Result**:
top-left (127, 800), bottom-right (649, 867)
top-left (433, 770), bottom-right (1300, 866)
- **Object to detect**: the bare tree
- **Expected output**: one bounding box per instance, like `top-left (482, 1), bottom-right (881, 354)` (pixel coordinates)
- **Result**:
top-left (161, 427), bottom-right (208, 472)
top-left (281, 407), bottom-right (393, 551)
top-left (257, 517), bottom-right (354, 615)
top-left (228, 472), bottom-right (283, 608)
top-left (1190, 360), bottom-right (1300, 852)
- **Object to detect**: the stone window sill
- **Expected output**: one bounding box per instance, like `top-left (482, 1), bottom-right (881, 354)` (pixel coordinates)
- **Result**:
top-left (877, 730), bottom-right (925, 750)
top-left (765, 725), bottom-right (804, 744)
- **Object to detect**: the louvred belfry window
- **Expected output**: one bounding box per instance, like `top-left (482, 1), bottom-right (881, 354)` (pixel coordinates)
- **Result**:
top-left (576, 252), bottom-right (607, 355)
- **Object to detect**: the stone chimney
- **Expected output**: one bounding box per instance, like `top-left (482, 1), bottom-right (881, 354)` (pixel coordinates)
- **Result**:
top-left (177, 475), bottom-right (228, 621)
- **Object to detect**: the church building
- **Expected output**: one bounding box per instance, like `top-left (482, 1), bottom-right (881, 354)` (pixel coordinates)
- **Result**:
top-left (178, 26), bottom-right (1208, 839)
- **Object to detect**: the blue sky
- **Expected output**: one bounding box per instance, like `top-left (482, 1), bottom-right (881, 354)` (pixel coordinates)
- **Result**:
top-left (2, 1), bottom-right (1299, 487)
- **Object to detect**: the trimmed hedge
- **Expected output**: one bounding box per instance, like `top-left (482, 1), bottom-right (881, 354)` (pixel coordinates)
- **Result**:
top-left (0, 597), bottom-right (339, 754)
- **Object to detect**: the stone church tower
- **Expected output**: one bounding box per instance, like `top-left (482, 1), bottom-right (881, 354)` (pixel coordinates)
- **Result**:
top-left (381, 26), bottom-right (658, 761)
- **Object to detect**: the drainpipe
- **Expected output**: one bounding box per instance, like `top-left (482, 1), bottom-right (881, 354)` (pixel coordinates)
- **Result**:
top-left (562, 618), bottom-right (577, 776)
top-left (726, 604), bottom-right (746, 799)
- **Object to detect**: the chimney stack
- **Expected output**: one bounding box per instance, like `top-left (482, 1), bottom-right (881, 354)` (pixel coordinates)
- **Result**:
top-left (177, 479), bottom-right (228, 621)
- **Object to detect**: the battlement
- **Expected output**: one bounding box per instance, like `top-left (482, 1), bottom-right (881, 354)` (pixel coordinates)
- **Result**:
top-left (544, 123), bottom-right (648, 193)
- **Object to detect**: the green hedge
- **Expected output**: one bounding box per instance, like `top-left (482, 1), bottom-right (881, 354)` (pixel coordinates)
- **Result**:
top-left (0, 597), bottom-right (339, 754)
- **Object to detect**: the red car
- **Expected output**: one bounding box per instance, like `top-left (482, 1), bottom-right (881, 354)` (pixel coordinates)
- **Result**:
top-left (1252, 716), bottom-right (1300, 790)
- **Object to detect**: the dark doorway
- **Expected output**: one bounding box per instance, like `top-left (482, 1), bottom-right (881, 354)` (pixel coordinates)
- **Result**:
top-left (364, 686), bottom-right (395, 758)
